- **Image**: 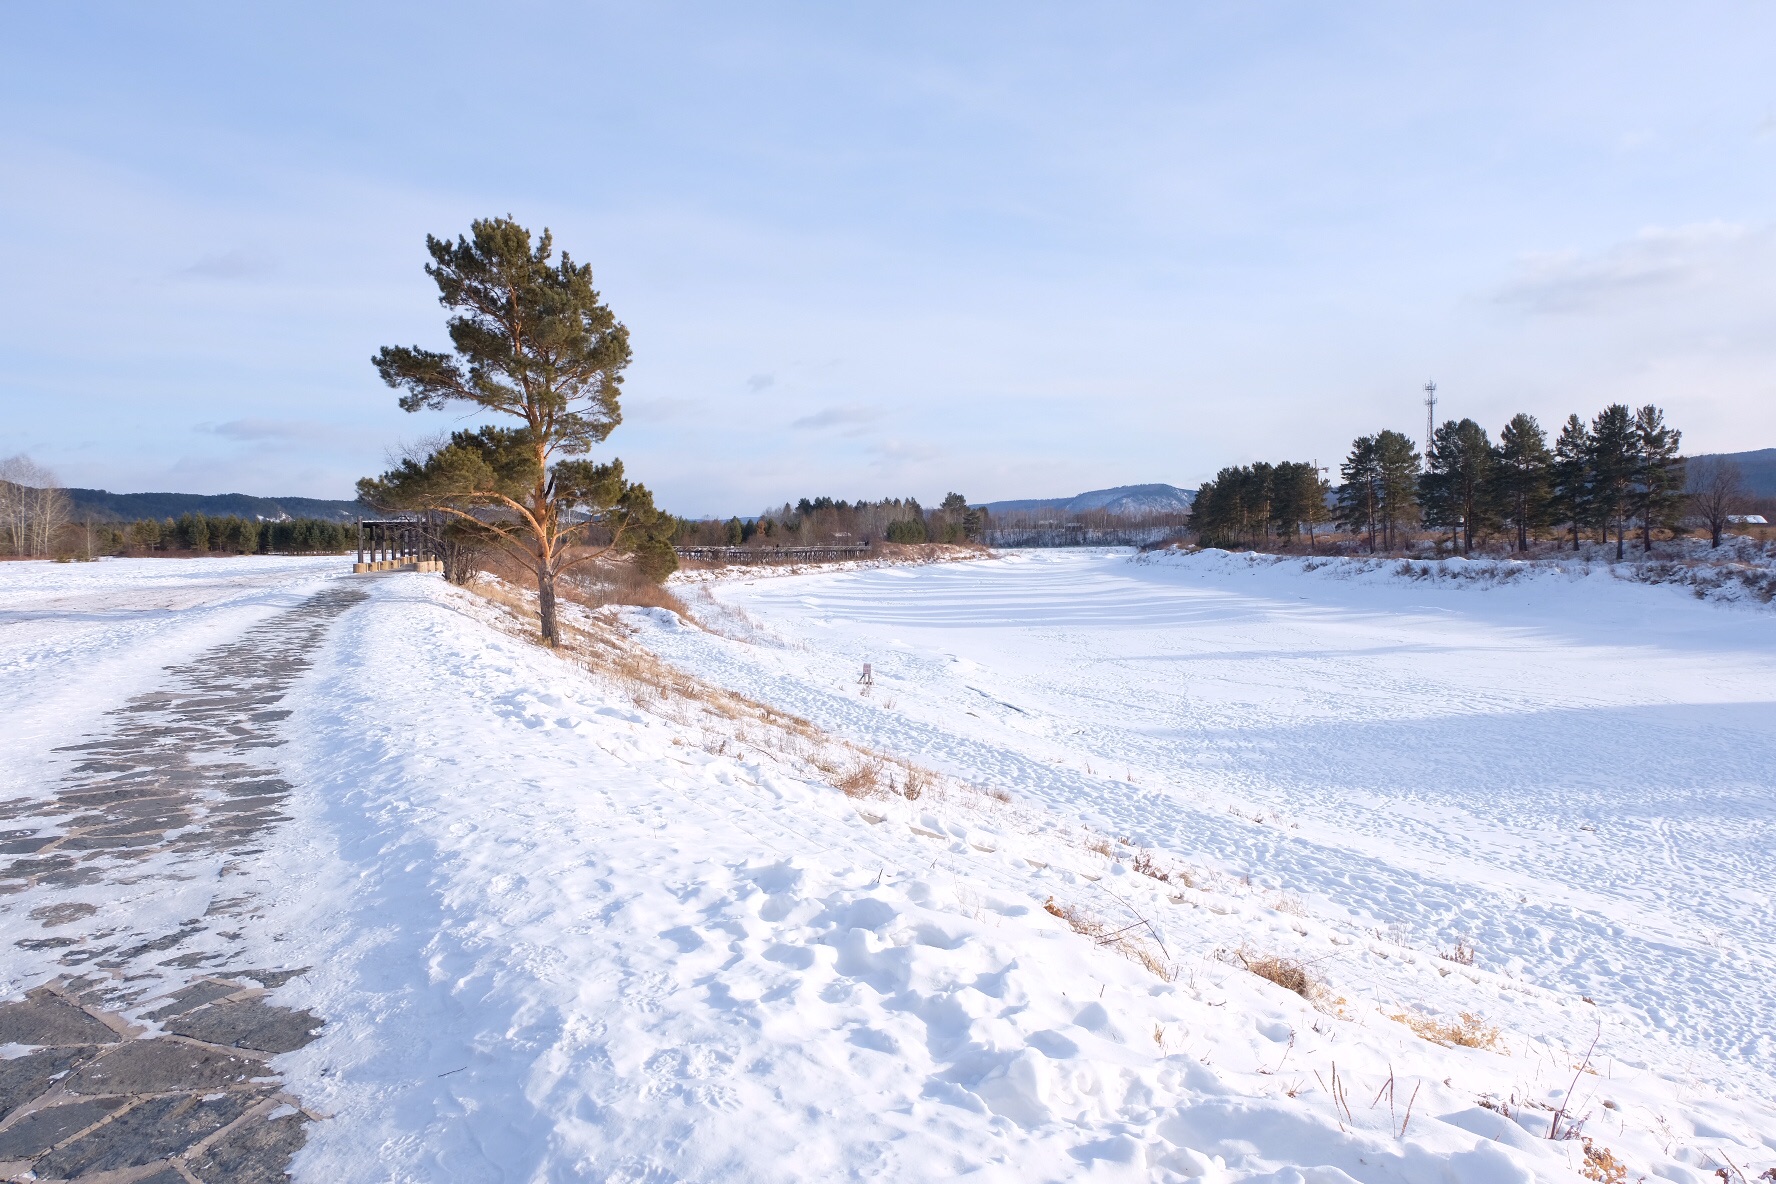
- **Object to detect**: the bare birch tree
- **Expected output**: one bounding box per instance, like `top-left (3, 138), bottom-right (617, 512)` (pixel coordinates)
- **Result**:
top-left (0, 455), bottom-right (69, 557)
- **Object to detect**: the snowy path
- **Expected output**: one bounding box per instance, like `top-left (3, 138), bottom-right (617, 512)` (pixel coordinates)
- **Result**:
top-left (643, 550), bottom-right (1776, 1094)
top-left (0, 560), bottom-right (358, 1181)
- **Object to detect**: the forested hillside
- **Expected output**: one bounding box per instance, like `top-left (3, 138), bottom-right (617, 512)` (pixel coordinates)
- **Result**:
top-left (62, 487), bottom-right (366, 523)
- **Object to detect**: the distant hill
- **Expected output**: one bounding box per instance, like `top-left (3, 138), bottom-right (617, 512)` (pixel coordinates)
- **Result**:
top-left (62, 487), bottom-right (368, 523)
top-left (982, 483), bottom-right (1195, 517)
top-left (1690, 448), bottom-right (1776, 497)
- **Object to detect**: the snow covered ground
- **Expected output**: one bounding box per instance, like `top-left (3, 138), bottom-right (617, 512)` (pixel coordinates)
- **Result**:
top-left (3, 553), bottom-right (1773, 1183)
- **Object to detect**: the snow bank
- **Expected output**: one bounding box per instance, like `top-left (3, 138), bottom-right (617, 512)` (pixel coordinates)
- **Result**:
top-left (1137, 542), bottom-right (1776, 607)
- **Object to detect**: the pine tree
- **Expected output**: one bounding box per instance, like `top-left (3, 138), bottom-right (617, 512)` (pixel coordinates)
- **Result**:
top-left (1493, 413), bottom-right (1553, 553)
top-left (1268, 462), bottom-right (1310, 546)
top-left (1337, 437), bottom-right (1383, 552)
top-left (361, 218), bottom-right (671, 643)
top-left (1588, 404), bottom-right (1638, 560)
top-left (1418, 418), bottom-right (1493, 554)
top-left (1551, 414), bottom-right (1593, 552)
top-left (1302, 467), bottom-right (1333, 551)
top-left (1242, 463), bottom-right (1276, 545)
top-left (1631, 405), bottom-right (1684, 553)
top-left (1375, 430), bottom-right (1421, 552)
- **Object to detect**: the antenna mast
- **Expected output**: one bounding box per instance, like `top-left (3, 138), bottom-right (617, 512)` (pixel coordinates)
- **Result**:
top-left (1423, 380), bottom-right (1438, 451)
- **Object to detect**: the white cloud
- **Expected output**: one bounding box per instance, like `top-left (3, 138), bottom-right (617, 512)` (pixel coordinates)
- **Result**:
top-left (1495, 222), bottom-right (1762, 314)
top-left (179, 249), bottom-right (275, 281)
top-left (867, 438), bottom-right (942, 471)
top-left (200, 418), bottom-right (342, 445)
top-left (791, 404), bottom-right (881, 431)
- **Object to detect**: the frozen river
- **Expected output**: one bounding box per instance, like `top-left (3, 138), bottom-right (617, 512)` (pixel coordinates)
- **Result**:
top-left (651, 548), bottom-right (1776, 1089)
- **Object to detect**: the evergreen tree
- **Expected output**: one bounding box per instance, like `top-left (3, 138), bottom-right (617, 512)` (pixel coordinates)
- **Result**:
top-left (1301, 466), bottom-right (1333, 551)
top-left (180, 513), bottom-right (211, 552)
top-left (1269, 462), bottom-right (1323, 547)
top-left (1243, 462), bottom-right (1276, 545)
top-left (1551, 414), bottom-right (1593, 552)
top-left (937, 492), bottom-right (972, 543)
top-left (1419, 419), bottom-right (1493, 554)
top-left (1588, 404), bottom-right (1638, 560)
top-left (1374, 430), bottom-right (1421, 552)
top-left (1631, 404), bottom-right (1684, 553)
top-left (1191, 467), bottom-right (1244, 548)
top-left (886, 517), bottom-right (927, 544)
top-left (361, 218), bottom-right (671, 643)
top-left (1337, 436), bottom-right (1383, 552)
top-left (1493, 413), bottom-right (1553, 553)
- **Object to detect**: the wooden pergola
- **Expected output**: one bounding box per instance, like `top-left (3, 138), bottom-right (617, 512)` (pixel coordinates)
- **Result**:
top-left (354, 518), bottom-right (441, 573)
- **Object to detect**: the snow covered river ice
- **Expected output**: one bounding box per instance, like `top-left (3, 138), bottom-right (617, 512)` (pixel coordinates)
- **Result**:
top-left (654, 549), bottom-right (1776, 1087)
top-left (2, 550), bottom-right (1771, 1182)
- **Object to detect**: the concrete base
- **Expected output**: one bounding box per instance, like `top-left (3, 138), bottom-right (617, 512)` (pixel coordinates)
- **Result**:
top-left (351, 560), bottom-right (442, 574)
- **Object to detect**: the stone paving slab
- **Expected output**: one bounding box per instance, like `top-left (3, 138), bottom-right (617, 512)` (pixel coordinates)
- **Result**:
top-left (0, 990), bottom-right (121, 1047)
top-left (0, 583), bottom-right (369, 1182)
top-left (164, 1002), bottom-right (321, 1056)
top-left (0, 1097), bottom-right (129, 1161)
top-left (34, 1088), bottom-right (266, 1179)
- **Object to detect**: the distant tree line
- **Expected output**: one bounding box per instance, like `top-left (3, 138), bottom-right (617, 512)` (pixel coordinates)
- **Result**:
top-left (675, 493), bottom-right (984, 549)
top-left (118, 513), bottom-right (357, 554)
top-left (1190, 462), bottom-right (1334, 550)
top-left (1193, 403), bottom-right (1696, 559)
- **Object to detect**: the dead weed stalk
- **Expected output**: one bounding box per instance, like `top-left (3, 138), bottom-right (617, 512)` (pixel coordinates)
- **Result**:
top-left (1044, 896), bottom-right (1175, 980)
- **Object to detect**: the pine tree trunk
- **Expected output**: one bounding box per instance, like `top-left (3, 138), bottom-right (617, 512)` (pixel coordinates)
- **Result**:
top-left (535, 558), bottom-right (559, 646)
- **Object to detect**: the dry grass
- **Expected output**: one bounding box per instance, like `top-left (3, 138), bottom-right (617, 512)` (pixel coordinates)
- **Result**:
top-left (568, 568), bottom-right (691, 617)
top-left (1271, 893), bottom-right (1308, 917)
top-left (901, 765), bottom-right (929, 801)
top-left (460, 573), bottom-right (1008, 819)
top-left (1439, 937), bottom-right (1477, 966)
top-left (474, 549), bottom-right (693, 622)
top-left (1221, 944), bottom-right (1321, 1001)
top-left (833, 757), bottom-right (888, 800)
top-left (1129, 849), bottom-right (1196, 888)
top-left (1580, 1140), bottom-right (1629, 1184)
top-left (1231, 949), bottom-right (1321, 999)
top-left (1083, 835), bottom-right (1115, 858)
top-left (1044, 897), bottom-right (1175, 980)
top-left (1390, 1009), bottom-right (1501, 1051)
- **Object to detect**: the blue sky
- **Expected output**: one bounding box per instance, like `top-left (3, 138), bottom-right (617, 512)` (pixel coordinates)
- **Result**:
top-left (3, 3), bottom-right (1774, 516)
